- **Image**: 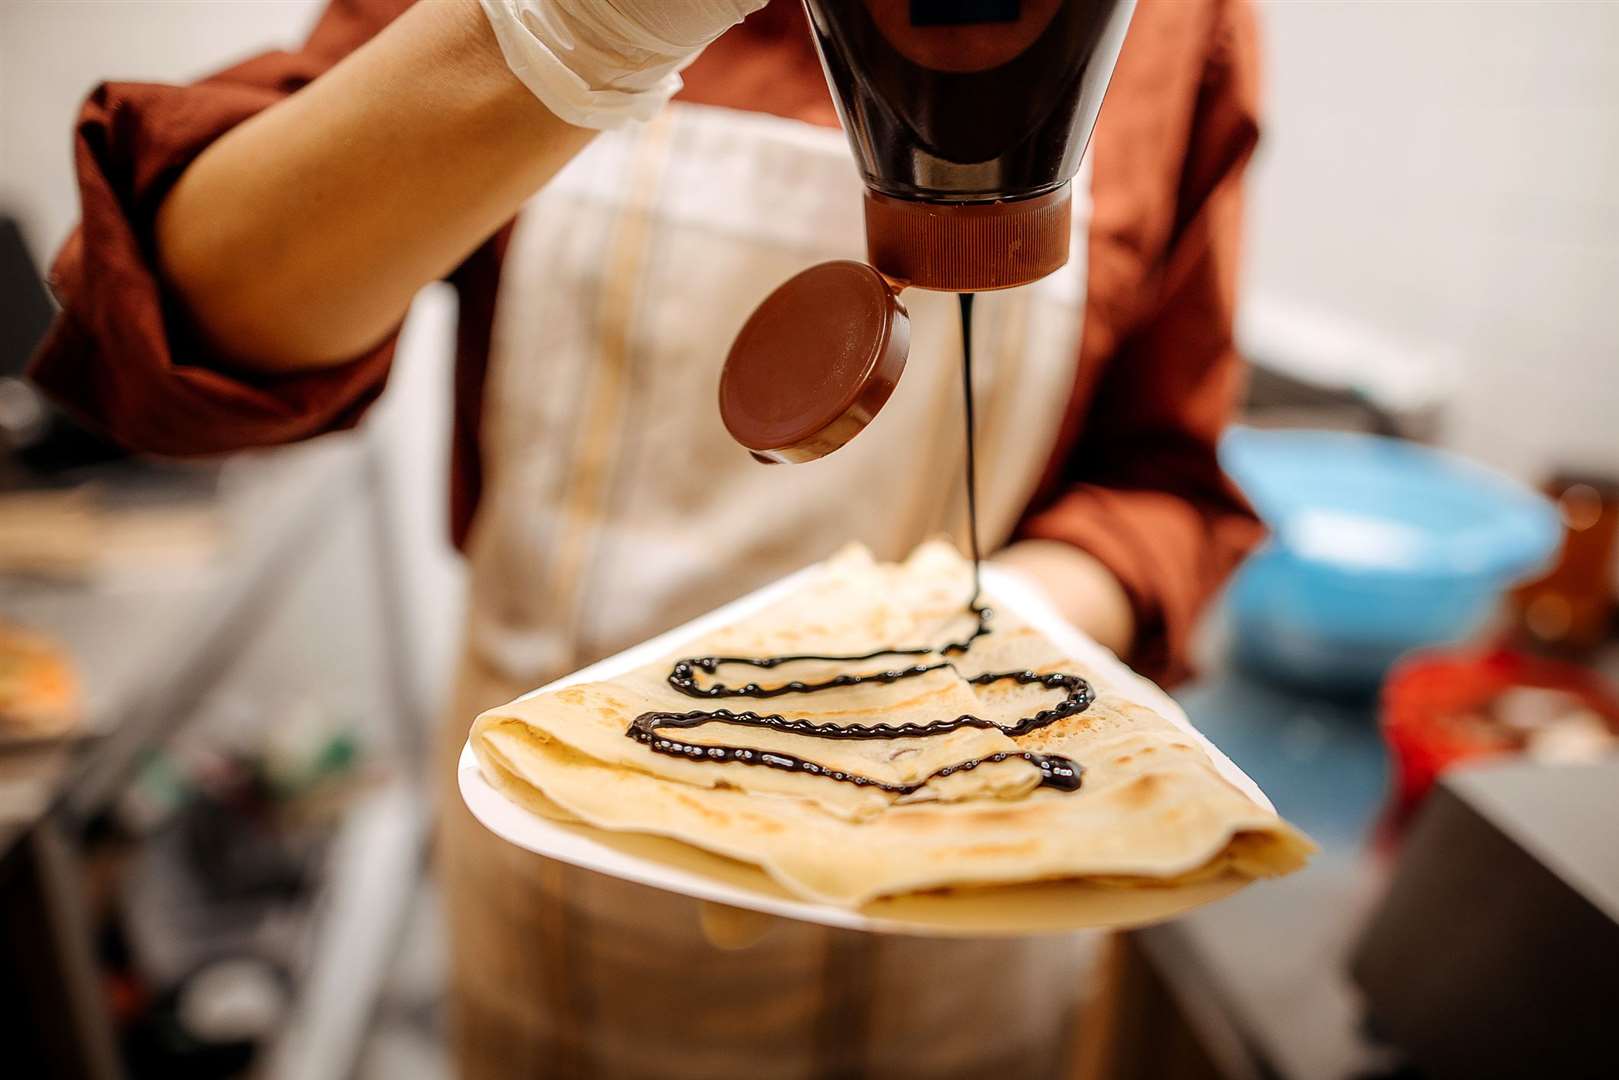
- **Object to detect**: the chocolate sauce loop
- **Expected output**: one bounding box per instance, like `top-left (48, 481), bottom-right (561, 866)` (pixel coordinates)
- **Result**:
top-left (630, 296), bottom-right (1089, 796)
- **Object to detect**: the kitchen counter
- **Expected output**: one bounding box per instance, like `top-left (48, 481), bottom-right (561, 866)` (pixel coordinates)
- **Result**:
top-left (0, 434), bottom-right (426, 1080)
top-left (1103, 634), bottom-right (1619, 1080)
top-left (1075, 659), bottom-right (1400, 1080)
top-left (1, 438), bottom-right (364, 854)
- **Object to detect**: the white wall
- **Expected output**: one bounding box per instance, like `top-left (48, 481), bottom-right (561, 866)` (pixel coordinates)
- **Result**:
top-left (1245, 0), bottom-right (1619, 480)
top-left (4, 0), bottom-right (1615, 485)
top-left (1, 0), bottom-right (323, 262)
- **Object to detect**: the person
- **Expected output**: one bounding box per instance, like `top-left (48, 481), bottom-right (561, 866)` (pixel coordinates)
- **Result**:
top-left (32, 0), bottom-right (1266, 1075)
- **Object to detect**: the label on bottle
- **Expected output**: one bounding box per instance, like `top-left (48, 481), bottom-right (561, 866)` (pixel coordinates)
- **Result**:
top-left (864, 0), bottom-right (1061, 72)
top-left (909, 1), bottom-right (1021, 26)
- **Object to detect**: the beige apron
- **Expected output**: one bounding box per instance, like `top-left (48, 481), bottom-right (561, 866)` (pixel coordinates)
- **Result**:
top-left (438, 103), bottom-right (1094, 1079)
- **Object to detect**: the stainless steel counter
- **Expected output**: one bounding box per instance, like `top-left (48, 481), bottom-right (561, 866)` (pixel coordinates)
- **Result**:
top-left (1, 434), bottom-right (426, 1080)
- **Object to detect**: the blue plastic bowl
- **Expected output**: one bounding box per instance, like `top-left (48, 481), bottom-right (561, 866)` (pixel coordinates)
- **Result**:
top-left (1218, 428), bottom-right (1561, 695)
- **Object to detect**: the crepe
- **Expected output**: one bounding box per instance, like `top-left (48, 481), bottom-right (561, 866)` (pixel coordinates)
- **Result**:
top-left (471, 543), bottom-right (1313, 907)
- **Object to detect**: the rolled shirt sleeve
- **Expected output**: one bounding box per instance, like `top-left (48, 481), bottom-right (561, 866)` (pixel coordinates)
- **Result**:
top-left (28, 0), bottom-right (408, 456)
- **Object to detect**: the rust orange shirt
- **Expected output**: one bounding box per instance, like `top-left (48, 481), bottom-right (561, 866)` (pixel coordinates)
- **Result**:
top-left (30, 0), bottom-right (1265, 684)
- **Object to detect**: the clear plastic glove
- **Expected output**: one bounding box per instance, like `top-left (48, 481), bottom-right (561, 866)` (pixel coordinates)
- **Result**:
top-left (480, 0), bottom-right (770, 130)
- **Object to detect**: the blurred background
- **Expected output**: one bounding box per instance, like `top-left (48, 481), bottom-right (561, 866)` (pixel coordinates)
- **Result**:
top-left (2, 2), bottom-right (1616, 1079)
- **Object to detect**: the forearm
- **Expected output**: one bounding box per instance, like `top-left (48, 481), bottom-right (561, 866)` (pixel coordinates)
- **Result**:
top-left (156, 0), bottom-right (593, 373)
top-left (993, 539), bottom-right (1136, 658)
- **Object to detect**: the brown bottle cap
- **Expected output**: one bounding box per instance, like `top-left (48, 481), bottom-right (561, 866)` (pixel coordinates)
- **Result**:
top-left (864, 184), bottom-right (1072, 292)
top-left (720, 261), bottom-right (909, 464)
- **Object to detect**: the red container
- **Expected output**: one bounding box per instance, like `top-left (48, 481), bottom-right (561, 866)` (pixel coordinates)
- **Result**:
top-left (1380, 648), bottom-right (1619, 824)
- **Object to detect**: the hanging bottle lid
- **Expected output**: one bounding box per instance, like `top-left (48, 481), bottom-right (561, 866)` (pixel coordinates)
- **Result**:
top-left (719, 186), bottom-right (1073, 464)
top-left (719, 261), bottom-right (909, 464)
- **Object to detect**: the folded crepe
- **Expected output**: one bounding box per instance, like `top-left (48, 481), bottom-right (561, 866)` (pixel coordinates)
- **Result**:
top-left (472, 543), bottom-right (1314, 907)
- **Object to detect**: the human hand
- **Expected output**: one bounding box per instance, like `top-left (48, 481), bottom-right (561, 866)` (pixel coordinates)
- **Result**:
top-left (990, 540), bottom-right (1136, 658)
top-left (480, 0), bottom-right (771, 129)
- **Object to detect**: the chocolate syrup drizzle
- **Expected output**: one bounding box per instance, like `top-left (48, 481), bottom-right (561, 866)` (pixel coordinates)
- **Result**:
top-left (628, 294), bottom-right (1090, 795)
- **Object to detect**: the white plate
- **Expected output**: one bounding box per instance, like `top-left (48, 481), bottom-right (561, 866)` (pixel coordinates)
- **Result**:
top-left (460, 564), bottom-right (1270, 936)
